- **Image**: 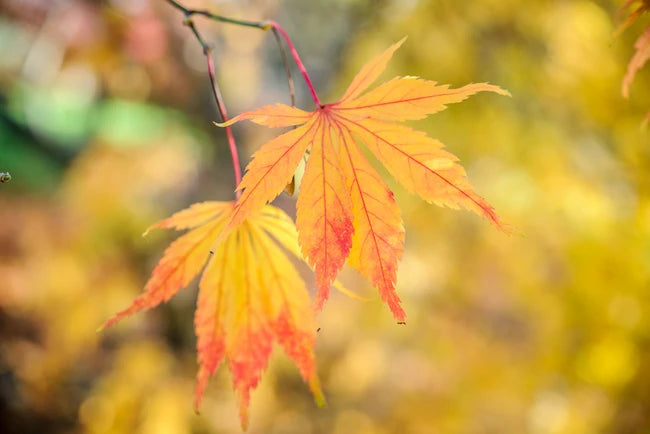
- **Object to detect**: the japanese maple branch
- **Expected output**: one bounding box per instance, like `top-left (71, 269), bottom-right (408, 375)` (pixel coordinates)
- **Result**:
top-left (205, 51), bottom-right (242, 193)
top-left (164, 0), bottom-right (265, 29)
top-left (271, 27), bottom-right (295, 106)
top-left (264, 21), bottom-right (320, 106)
top-left (162, 0), bottom-right (318, 107)
top-left (182, 17), bottom-right (242, 195)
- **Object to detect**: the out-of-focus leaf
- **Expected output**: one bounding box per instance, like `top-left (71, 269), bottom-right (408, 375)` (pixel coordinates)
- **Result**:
top-left (102, 203), bottom-right (323, 429)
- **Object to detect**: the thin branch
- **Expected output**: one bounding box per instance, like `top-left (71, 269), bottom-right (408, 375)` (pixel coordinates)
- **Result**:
top-left (162, 0), bottom-right (321, 107)
top-left (164, 0), bottom-right (189, 14)
top-left (265, 20), bottom-right (321, 107)
top-left (165, 0), bottom-right (265, 29)
top-left (181, 17), bottom-right (242, 196)
top-left (184, 17), bottom-right (210, 51)
top-left (204, 50), bottom-right (242, 193)
top-left (270, 28), bottom-right (297, 195)
top-left (272, 27), bottom-right (295, 106)
top-left (162, 0), bottom-right (323, 194)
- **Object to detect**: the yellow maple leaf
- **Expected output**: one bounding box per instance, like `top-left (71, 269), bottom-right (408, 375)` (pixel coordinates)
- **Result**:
top-left (101, 202), bottom-right (323, 429)
top-left (217, 38), bottom-right (510, 322)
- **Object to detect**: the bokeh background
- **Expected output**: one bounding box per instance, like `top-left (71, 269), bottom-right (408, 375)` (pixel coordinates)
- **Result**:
top-left (1, 0), bottom-right (650, 433)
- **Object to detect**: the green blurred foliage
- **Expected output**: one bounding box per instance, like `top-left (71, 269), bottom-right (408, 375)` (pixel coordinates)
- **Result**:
top-left (1, 0), bottom-right (650, 433)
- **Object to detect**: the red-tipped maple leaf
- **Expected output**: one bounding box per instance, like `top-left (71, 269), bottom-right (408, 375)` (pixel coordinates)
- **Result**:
top-left (218, 38), bottom-right (510, 322)
top-left (101, 202), bottom-right (323, 429)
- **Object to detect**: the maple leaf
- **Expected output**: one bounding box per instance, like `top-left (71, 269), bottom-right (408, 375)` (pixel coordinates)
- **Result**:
top-left (619, 0), bottom-right (650, 98)
top-left (217, 38), bottom-right (510, 322)
top-left (100, 202), bottom-right (323, 429)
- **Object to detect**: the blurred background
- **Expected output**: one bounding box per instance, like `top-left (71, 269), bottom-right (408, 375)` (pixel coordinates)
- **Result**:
top-left (1, 0), bottom-right (649, 433)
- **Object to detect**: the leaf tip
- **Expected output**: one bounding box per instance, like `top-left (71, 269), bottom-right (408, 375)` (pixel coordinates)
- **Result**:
top-left (97, 309), bottom-right (130, 332)
top-left (309, 376), bottom-right (326, 407)
top-left (96, 318), bottom-right (116, 333)
top-left (238, 404), bottom-right (250, 431)
top-left (97, 315), bottom-right (121, 333)
top-left (492, 218), bottom-right (521, 236)
top-left (389, 301), bottom-right (407, 323)
top-left (213, 117), bottom-right (239, 128)
top-left (314, 392), bottom-right (327, 408)
top-left (142, 219), bottom-right (169, 236)
top-left (194, 369), bottom-right (209, 415)
top-left (486, 83), bottom-right (511, 97)
top-left (312, 287), bottom-right (330, 313)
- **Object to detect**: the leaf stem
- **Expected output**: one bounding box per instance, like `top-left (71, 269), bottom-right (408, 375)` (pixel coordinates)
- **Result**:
top-left (271, 27), bottom-right (296, 106)
top-left (205, 51), bottom-right (243, 196)
top-left (264, 21), bottom-right (321, 107)
top-left (181, 17), bottom-right (242, 197)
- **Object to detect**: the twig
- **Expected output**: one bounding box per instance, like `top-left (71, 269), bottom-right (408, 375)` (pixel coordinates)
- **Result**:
top-left (165, 0), bottom-right (265, 29)
top-left (162, 0), bottom-right (320, 107)
top-left (163, 0), bottom-right (323, 195)
top-left (264, 21), bottom-right (321, 106)
top-left (271, 27), bottom-right (295, 106)
top-left (174, 14), bottom-right (243, 196)
top-left (204, 48), bottom-right (242, 193)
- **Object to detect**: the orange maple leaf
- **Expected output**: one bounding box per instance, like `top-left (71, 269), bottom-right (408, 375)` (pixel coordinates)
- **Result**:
top-left (218, 38), bottom-right (510, 322)
top-left (619, 0), bottom-right (650, 98)
top-left (100, 202), bottom-right (323, 429)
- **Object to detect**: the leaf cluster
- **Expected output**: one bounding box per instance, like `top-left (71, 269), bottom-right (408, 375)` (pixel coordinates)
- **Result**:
top-left (103, 36), bottom-right (508, 428)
